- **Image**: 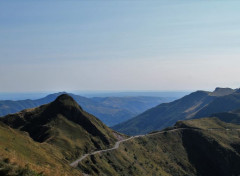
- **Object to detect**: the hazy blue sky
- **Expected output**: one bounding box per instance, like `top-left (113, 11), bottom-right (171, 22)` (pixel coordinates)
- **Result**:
top-left (1, 0), bottom-right (240, 92)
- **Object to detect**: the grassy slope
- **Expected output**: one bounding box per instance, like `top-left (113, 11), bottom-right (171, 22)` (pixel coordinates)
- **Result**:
top-left (79, 118), bottom-right (240, 176)
top-left (0, 122), bottom-right (82, 176)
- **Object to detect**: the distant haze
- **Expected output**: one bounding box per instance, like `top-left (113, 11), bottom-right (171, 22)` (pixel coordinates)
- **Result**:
top-left (1, 0), bottom-right (240, 92)
top-left (0, 91), bottom-right (189, 101)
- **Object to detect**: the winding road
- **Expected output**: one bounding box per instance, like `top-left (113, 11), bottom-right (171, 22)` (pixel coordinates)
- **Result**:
top-left (70, 127), bottom-right (240, 167)
top-left (70, 129), bottom-right (177, 167)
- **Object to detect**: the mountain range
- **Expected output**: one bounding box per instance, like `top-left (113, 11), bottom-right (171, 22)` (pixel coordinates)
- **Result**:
top-left (113, 87), bottom-right (240, 135)
top-left (0, 92), bottom-right (174, 126)
top-left (1, 88), bottom-right (240, 175)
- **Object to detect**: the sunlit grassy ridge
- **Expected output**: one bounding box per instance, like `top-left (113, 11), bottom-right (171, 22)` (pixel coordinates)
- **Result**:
top-left (0, 122), bottom-right (82, 176)
top-left (79, 118), bottom-right (240, 176)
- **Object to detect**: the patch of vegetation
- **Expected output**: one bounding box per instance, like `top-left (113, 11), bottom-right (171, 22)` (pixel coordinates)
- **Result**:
top-left (0, 159), bottom-right (44, 176)
top-left (0, 121), bottom-right (82, 176)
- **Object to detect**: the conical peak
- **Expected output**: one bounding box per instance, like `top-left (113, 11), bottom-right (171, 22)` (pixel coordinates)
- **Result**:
top-left (53, 94), bottom-right (81, 109)
top-left (55, 94), bottom-right (74, 101)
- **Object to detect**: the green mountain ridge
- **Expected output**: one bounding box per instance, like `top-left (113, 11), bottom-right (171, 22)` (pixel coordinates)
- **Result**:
top-left (78, 118), bottom-right (240, 176)
top-left (1, 94), bottom-right (118, 162)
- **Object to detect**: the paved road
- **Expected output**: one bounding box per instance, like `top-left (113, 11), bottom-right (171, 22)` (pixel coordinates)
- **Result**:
top-left (70, 127), bottom-right (239, 167)
top-left (70, 130), bottom-right (177, 167)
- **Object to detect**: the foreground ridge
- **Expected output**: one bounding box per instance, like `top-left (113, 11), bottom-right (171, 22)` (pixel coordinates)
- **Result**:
top-left (70, 125), bottom-right (240, 168)
top-left (70, 128), bottom-right (187, 167)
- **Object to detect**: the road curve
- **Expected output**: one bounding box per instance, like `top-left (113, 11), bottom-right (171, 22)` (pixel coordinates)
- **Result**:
top-left (70, 129), bottom-right (177, 167)
top-left (70, 127), bottom-right (240, 167)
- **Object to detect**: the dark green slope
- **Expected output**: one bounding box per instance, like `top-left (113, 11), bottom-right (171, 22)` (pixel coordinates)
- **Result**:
top-left (1, 94), bottom-right (118, 161)
top-left (0, 92), bottom-right (172, 126)
top-left (113, 88), bottom-right (239, 135)
top-left (79, 118), bottom-right (240, 176)
top-left (211, 108), bottom-right (240, 125)
top-left (194, 92), bottom-right (240, 118)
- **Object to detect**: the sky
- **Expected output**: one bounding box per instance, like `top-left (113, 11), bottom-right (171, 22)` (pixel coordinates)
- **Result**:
top-left (1, 0), bottom-right (240, 92)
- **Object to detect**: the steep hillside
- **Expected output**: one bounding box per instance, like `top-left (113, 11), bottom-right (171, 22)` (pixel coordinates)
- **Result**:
top-left (78, 118), bottom-right (240, 176)
top-left (113, 88), bottom-right (240, 135)
top-left (0, 92), bottom-right (172, 126)
top-left (1, 94), bottom-right (118, 161)
top-left (0, 122), bottom-right (82, 176)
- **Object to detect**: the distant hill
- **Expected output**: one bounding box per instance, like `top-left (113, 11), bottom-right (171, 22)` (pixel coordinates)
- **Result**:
top-left (113, 87), bottom-right (240, 135)
top-left (0, 92), bottom-right (174, 126)
top-left (91, 96), bottom-right (171, 114)
top-left (79, 118), bottom-right (240, 176)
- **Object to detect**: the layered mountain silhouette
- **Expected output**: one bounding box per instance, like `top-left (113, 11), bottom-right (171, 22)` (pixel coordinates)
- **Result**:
top-left (1, 93), bottom-right (240, 176)
top-left (0, 92), bottom-right (172, 126)
top-left (113, 87), bottom-right (240, 135)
